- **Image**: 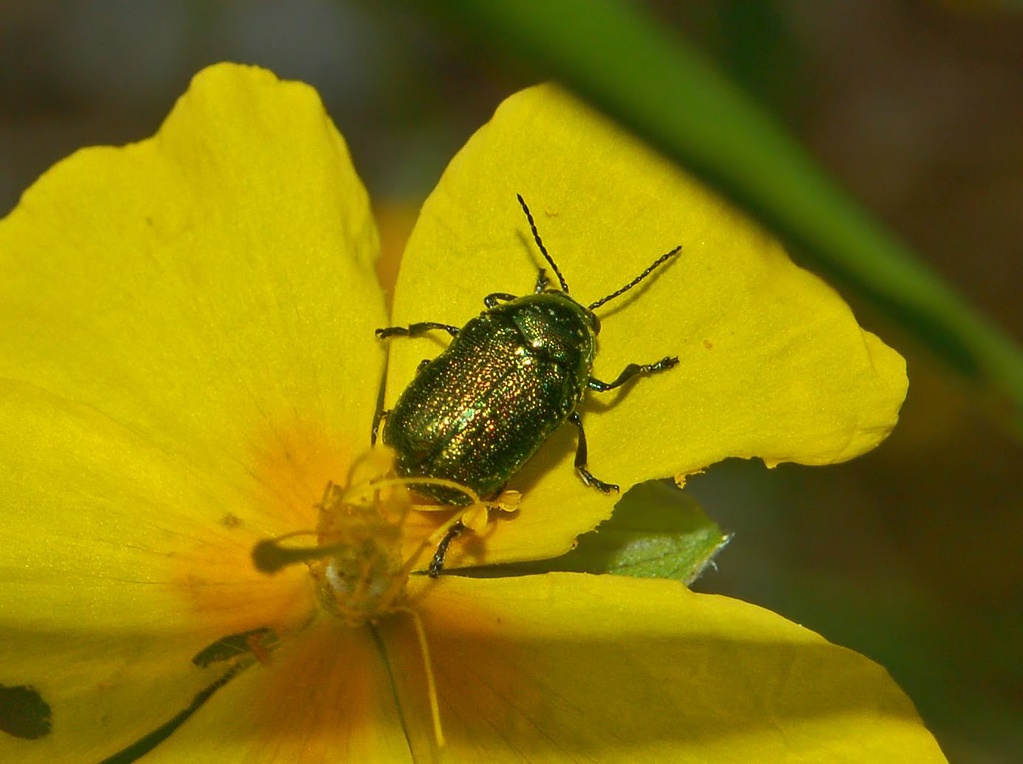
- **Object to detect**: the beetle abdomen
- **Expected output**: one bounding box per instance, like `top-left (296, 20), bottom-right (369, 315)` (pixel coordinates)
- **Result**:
top-left (384, 310), bottom-right (584, 503)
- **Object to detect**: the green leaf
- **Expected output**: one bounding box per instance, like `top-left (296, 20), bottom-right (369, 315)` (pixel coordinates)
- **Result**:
top-left (477, 480), bottom-right (730, 584)
top-left (422, 0), bottom-right (1023, 431)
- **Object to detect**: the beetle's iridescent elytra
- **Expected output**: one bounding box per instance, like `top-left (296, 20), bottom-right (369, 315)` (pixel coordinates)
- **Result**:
top-left (374, 196), bottom-right (681, 574)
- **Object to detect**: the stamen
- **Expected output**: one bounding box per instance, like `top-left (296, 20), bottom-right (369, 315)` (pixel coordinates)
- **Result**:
top-left (393, 605), bottom-right (445, 752)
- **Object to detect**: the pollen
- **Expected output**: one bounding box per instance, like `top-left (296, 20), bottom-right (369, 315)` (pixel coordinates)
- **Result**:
top-left (311, 477), bottom-right (413, 625)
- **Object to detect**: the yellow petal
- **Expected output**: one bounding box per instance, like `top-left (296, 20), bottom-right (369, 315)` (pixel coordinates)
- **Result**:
top-left (0, 62), bottom-right (387, 629)
top-left (0, 630), bottom-right (227, 762)
top-left (141, 620), bottom-right (412, 763)
top-left (0, 63), bottom-right (389, 755)
top-left (382, 574), bottom-right (945, 763)
top-left (0, 63), bottom-right (385, 517)
top-left (0, 381), bottom-right (316, 635)
top-left (2, 619), bottom-right (411, 762)
top-left (390, 84), bottom-right (906, 566)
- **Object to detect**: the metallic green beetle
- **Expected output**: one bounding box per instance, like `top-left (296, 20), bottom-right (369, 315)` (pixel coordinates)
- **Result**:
top-left (375, 195), bottom-right (680, 573)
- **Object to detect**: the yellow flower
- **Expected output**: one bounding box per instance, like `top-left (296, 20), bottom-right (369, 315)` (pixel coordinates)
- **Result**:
top-left (0, 64), bottom-right (944, 762)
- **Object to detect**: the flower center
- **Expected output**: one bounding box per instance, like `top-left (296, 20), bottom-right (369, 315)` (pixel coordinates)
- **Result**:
top-left (250, 448), bottom-right (477, 626)
top-left (310, 478), bottom-right (412, 625)
top-left (248, 449), bottom-right (489, 753)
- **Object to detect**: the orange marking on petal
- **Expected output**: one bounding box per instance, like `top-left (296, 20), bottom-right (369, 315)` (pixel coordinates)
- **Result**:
top-left (245, 618), bottom-right (398, 754)
top-left (169, 418), bottom-right (354, 641)
top-left (377, 582), bottom-right (536, 756)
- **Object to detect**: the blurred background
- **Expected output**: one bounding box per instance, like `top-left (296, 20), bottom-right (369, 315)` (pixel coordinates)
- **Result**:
top-left (1, 2), bottom-right (1020, 761)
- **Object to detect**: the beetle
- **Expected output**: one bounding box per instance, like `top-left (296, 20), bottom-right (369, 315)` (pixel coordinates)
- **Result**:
top-left (374, 195), bottom-right (681, 574)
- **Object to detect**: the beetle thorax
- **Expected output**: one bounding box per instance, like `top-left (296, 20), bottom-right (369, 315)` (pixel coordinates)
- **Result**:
top-left (499, 291), bottom-right (596, 377)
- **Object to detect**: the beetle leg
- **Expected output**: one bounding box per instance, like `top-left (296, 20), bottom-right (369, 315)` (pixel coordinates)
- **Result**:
top-left (568, 411), bottom-right (619, 494)
top-left (371, 408), bottom-right (390, 445)
top-left (427, 521), bottom-right (465, 578)
top-left (587, 356), bottom-right (679, 392)
top-left (369, 361), bottom-right (430, 445)
top-left (533, 268), bottom-right (549, 293)
top-left (483, 293), bottom-right (518, 309)
top-left (376, 322), bottom-right (460, 339)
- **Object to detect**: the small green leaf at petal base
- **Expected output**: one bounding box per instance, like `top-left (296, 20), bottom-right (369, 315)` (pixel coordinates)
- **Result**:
top-left (476, 480), bottom-right (729, 584)
top-left (585, 479), bottom-right (731, 583)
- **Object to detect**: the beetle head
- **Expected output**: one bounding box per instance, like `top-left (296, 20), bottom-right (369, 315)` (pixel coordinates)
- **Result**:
top-left (508, 292), bottom-right (597, 375)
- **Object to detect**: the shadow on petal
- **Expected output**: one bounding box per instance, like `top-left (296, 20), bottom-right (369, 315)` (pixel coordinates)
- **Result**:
top-left (379, 574), bottom-right (944, 762)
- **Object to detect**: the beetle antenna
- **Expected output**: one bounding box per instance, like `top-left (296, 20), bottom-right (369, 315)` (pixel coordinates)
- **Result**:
top-left (517, 194), bottom-right (570, 293)
top-left (587, 246), bottom-right (681, 311)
